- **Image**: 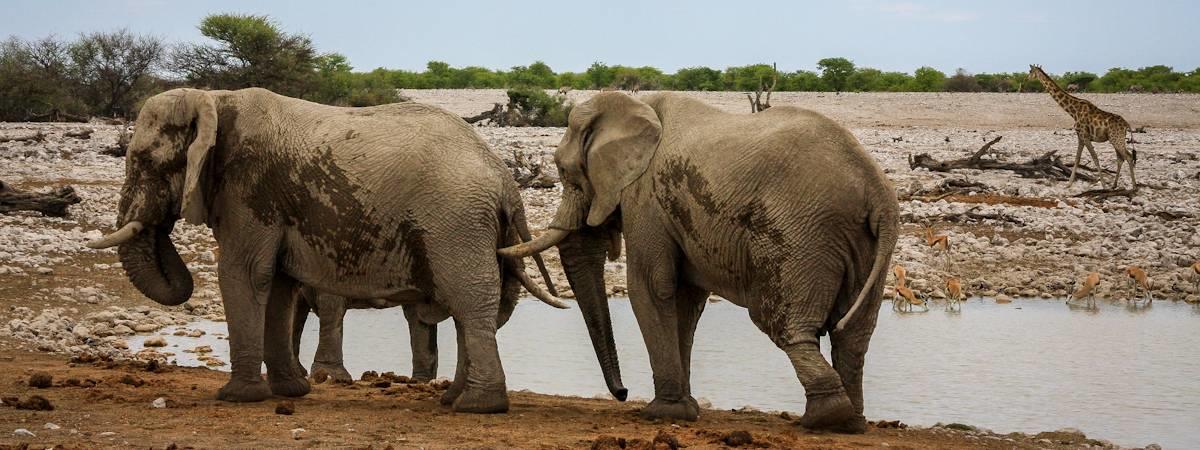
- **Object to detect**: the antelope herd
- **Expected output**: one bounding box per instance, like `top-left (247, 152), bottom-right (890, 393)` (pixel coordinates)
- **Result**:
top-left (889, 226), bottom-right (1197, 313)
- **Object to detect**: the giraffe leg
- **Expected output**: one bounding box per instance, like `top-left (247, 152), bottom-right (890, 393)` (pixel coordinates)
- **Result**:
top-left (1113, 158), bottom-right (1124, 190)
top-left (1112, 137), bottom-right (1137, 191)
top-left (1085, 142), bottom-right (1102, 184)
top-left (1068, 140), bottom-right (1085, 188)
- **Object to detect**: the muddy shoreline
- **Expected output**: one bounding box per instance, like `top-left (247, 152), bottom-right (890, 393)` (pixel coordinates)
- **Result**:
top-left (1, 91), bottom-right (1195, 448)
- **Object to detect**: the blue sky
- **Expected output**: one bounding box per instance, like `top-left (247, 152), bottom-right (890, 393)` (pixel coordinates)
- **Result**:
top-left (3, 0), bottom-right (1197, 74)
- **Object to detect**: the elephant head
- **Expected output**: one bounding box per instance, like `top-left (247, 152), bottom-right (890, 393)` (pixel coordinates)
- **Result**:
top-left (87, 88), bottom-right (219, 306)
top-left (500, 93), bottom-right (661, 401)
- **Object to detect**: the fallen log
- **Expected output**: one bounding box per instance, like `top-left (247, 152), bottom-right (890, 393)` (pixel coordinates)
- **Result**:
top-left (903, 206), bottom-right (1024, 226)
top-left (1074, 188), bottom-right (1136, 201)
top-left (908, 136), bottom-right (1096, 182)
top-left (0, 180), bottom-right (82, 217)
top-left (0, 131), bottom-right (46, 144)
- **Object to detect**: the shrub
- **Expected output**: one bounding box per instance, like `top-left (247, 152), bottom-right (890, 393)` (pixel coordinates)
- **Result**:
top-left (506, 87), bottom-right (571, 127)
top-left (944, 68), bottom-right (981, 92)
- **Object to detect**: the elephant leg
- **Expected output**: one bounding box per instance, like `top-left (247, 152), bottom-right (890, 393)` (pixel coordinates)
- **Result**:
top-left (449, 313), bottom-right (507, 413)
top-left (440, 319), bottom-right (469, 405)
top-left (750, 281), bottom-right (853, 431)
top-left (675, 284), bottom-right (709, 411)
top-left (403, 305), bottom-right (439, 382)
top-left (215, 266), bottom-right (272, 402)
top-left (291, 291), bottom-right (310, 378)
top-left (627, 247), bottom-right (696, 420)
top-left (311, 294), bottom-right (353, 383)
top-left (264, 274), bottom-right (310, 397)
top-left (829, 294), bottom-right (883, 434)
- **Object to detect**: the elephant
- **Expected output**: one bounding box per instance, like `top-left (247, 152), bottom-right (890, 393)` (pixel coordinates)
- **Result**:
top-left (87, 87), bottom-right (576, 413)
top-left (291, 284), bottom-right (506, 385)
top-left (500, 92), bottom-right (899, 432)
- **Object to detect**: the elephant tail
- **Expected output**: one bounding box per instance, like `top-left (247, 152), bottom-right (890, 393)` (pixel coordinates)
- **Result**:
top-left (835, 202), bottom-right (899, 332)
top-left (500, 185), bottom-right (566, 308)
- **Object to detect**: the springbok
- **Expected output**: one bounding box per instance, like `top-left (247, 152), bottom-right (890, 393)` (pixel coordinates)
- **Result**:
top-left (1124, 266), bottom-right (1153, 304)
top-left (894, 285), bottom-right (928, 313)
top-left (1191, 261), bottom-right (1200, 293)
top-left (1068, 272), bottom-right (1101, 308)
top-left (923, 225), bottom-right (951, 269)
top-left (945, 277), bottom-right (964, 311)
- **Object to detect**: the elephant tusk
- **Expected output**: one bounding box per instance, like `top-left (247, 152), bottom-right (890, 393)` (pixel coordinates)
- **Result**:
top-left (498, 228), bottom-right (570, 258)
top-left (86, 221), bottom-right (144, 249)
top-left (510, 266), bottom-right (570, 309)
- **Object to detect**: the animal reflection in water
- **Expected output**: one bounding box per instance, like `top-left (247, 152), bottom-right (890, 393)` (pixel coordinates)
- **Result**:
top-left (1067, 272), bottom-right (1101, 309)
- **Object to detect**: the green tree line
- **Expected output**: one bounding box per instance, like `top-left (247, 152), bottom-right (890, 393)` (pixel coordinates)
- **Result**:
top-left (3, 13), bottom-right (1200, 121)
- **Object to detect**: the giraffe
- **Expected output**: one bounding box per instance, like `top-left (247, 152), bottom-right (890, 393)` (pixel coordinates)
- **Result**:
top-left (1029, 65), bottom-right (1138, 190)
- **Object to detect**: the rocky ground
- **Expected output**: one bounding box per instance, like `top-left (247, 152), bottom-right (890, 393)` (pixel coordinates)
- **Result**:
top-left (0, 350), bottom-right (1143, 449)
top-left (0, 91), bottom-right (1195, 448)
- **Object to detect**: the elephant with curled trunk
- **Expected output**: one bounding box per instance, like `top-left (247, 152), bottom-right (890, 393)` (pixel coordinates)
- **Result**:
top-left (501, 93), bottom-right (899, 432)
top-left (292, 286), bottom-right (485, 384)
top-left (87, 88), bottom-right (578, 413)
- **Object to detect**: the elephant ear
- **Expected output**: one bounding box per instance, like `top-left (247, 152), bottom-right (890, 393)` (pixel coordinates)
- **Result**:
top-left (178, 89), bottom-right (219, 225)
top-left (583, 93), bottom-right (661, 227)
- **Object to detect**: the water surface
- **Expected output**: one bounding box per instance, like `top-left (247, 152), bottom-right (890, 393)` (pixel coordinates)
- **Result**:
top-left (134, 298), bottom-right (1200, 449)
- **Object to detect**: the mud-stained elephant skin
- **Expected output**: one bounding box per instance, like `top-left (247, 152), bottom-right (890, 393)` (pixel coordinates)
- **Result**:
top-left (514, 93), bottom-right (900, 431)
top-left (290, 284), bottom-right (519, 384)
top-left (99, 88), bottom-right (548, 413)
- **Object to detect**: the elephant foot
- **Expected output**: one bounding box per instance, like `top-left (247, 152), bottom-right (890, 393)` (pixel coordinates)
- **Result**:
top-left (410, 370), bottom-right (437, 383)
top-left (216, 377), bottom-right (272, 402)
top-left (451, 388), bottom-right (509, 414)
top-left (440, 378), bottom-right (467, 406)
top-left (799, 392), bottom-right (856, 432)
top-left (639, 396), bottom-right (700, 421)
top-left (269, 376), bottom-right (311, 398)
top-left (310, 362), bottom-right (353, 384)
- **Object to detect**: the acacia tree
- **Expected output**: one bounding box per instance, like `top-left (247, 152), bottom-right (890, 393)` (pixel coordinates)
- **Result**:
top-left (817, 57), bottom-right (855, 92)
top-left (171, 13), bottom-right (317, 97)
top-left (69, 29), bottom-right (165, 117)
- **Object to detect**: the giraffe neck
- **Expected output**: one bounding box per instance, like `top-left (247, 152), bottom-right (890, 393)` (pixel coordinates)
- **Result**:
top-left (1034, 70), bottom-right (1086, 118)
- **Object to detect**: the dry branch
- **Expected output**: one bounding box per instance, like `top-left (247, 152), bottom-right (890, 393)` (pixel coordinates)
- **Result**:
top-left (747, 63), bottom-right (778, 113)
top-left (0, 180), bottom-right (82, 217)
top-left (908, 136), bottom-right (1095, 182)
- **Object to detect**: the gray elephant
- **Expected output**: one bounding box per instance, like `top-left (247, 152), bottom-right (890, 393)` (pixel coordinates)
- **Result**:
top-left (291, 285), bottom-right (499, 384)
top-left (87, 87), bottom-right (569, 413)
top-left (502, 93), bottom-right (898, 432)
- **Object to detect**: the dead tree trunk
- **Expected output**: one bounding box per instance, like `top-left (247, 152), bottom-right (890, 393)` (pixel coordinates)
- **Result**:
top-left (0, 181), bottom-right (82, 217)
top-left (747, 63), bottom-right (778, 113)
top-left (908, 136), bottom-right (1096, 181)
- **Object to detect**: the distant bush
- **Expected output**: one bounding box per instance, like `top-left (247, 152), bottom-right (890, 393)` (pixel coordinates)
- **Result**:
top-left (944, 68), bottom-right (981, 92)
top-left (506, 88), bottom-right (571, 127)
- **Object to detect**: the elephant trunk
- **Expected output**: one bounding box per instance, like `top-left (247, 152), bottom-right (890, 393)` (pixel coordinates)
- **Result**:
top-left (558, 227), bottom-right (626, 401)
top-left (117, 222), bottom-right (193, 306)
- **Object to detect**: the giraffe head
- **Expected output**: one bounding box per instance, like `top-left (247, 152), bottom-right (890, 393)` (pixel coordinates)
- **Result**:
top-left (1028, 64), bottom-right (1045, 81)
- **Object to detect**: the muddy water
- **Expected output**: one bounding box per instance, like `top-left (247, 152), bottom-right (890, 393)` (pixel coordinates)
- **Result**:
top-left (136, 298), bottom-right (1200, 449)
